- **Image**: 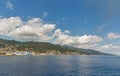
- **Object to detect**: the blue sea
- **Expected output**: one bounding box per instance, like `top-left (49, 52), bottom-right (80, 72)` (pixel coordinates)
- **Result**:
top-left (0, 56), bottom-right (120, 76)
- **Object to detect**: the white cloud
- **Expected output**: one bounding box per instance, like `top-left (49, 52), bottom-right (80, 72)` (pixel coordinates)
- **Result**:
top-left (0, 17), bottom-right (22, 34)
top-left (63, 30), bottom-right (70, 34)
top-left (53, 29), bottom-right (103, 48)
top-left (0, 17), bottom-right (55, 42)
top-left (96, 44), bottom-right (120, 55)
top-left (107, 32), bottom-right (120, 39)
top-left (42, 12), bottom-right (47, 18)
top-left (5, 1), bottom-right (14, 10)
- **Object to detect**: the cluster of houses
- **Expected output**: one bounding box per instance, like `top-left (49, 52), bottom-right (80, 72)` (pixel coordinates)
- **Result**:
top-left (0, 51), bottom-right (31, 56)
top-left (13, 51), bottom-right (30, 55)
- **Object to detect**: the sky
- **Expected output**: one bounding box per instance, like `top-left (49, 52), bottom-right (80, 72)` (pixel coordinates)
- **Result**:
top-left (0, 0), bottom-right (120, 55)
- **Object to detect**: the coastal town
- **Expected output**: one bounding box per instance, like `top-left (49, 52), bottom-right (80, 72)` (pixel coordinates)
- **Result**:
top-left (0, 46), bottom-right (86, 56)
top-left (0, 43), bottom-right (85, 56)
top-left (0, 51), bottom-right (32, 56)
top-left (0, 50), bottom-right (83, 56)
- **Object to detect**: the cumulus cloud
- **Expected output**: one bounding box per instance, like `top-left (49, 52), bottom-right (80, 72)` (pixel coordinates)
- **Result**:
top-left (0, 17), bottom-right (22, 34)
top-left (107, 32), bottom-right (120, 39)
top-left (53, 29), bottom-right (103, 48)
top-left (0, 17), bottom-right (56, 41)
top-left (5, 1), bottom-right (14, 10)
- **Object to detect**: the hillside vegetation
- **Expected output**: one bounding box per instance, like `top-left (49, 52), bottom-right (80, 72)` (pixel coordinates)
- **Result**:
top-left (0, 38), bottom-right (111, 55)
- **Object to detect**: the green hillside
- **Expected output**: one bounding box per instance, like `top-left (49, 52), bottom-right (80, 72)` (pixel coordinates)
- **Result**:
top-left (0, 38), bottom-right (112, 55)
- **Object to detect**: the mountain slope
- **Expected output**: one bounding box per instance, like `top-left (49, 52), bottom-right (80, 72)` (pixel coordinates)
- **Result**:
top-left (0, 38), bottom-right (112, 55)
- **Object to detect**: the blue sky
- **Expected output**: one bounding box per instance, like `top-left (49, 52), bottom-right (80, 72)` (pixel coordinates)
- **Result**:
top-left (0, 0), bottom-right (120, 34)
top-left (0, 0), bottom-right (120, 55)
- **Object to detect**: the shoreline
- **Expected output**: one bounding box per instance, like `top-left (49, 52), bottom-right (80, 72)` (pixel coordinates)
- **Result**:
top-left (0, 54), bottom-right (113, 56)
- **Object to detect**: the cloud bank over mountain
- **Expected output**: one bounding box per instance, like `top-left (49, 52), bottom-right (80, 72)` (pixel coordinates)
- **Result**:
top-left (0, 16), bottom-right (120, 55)
top-left (0, 17), bottom-right (102, 44)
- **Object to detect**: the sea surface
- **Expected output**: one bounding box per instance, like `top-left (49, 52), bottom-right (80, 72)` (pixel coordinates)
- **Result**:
top-left (0, 56), bottom-right (120, 76)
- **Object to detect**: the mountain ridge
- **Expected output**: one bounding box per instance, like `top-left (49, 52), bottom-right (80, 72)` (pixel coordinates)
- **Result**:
top-left (0, 38), bottom-right (113, 55)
